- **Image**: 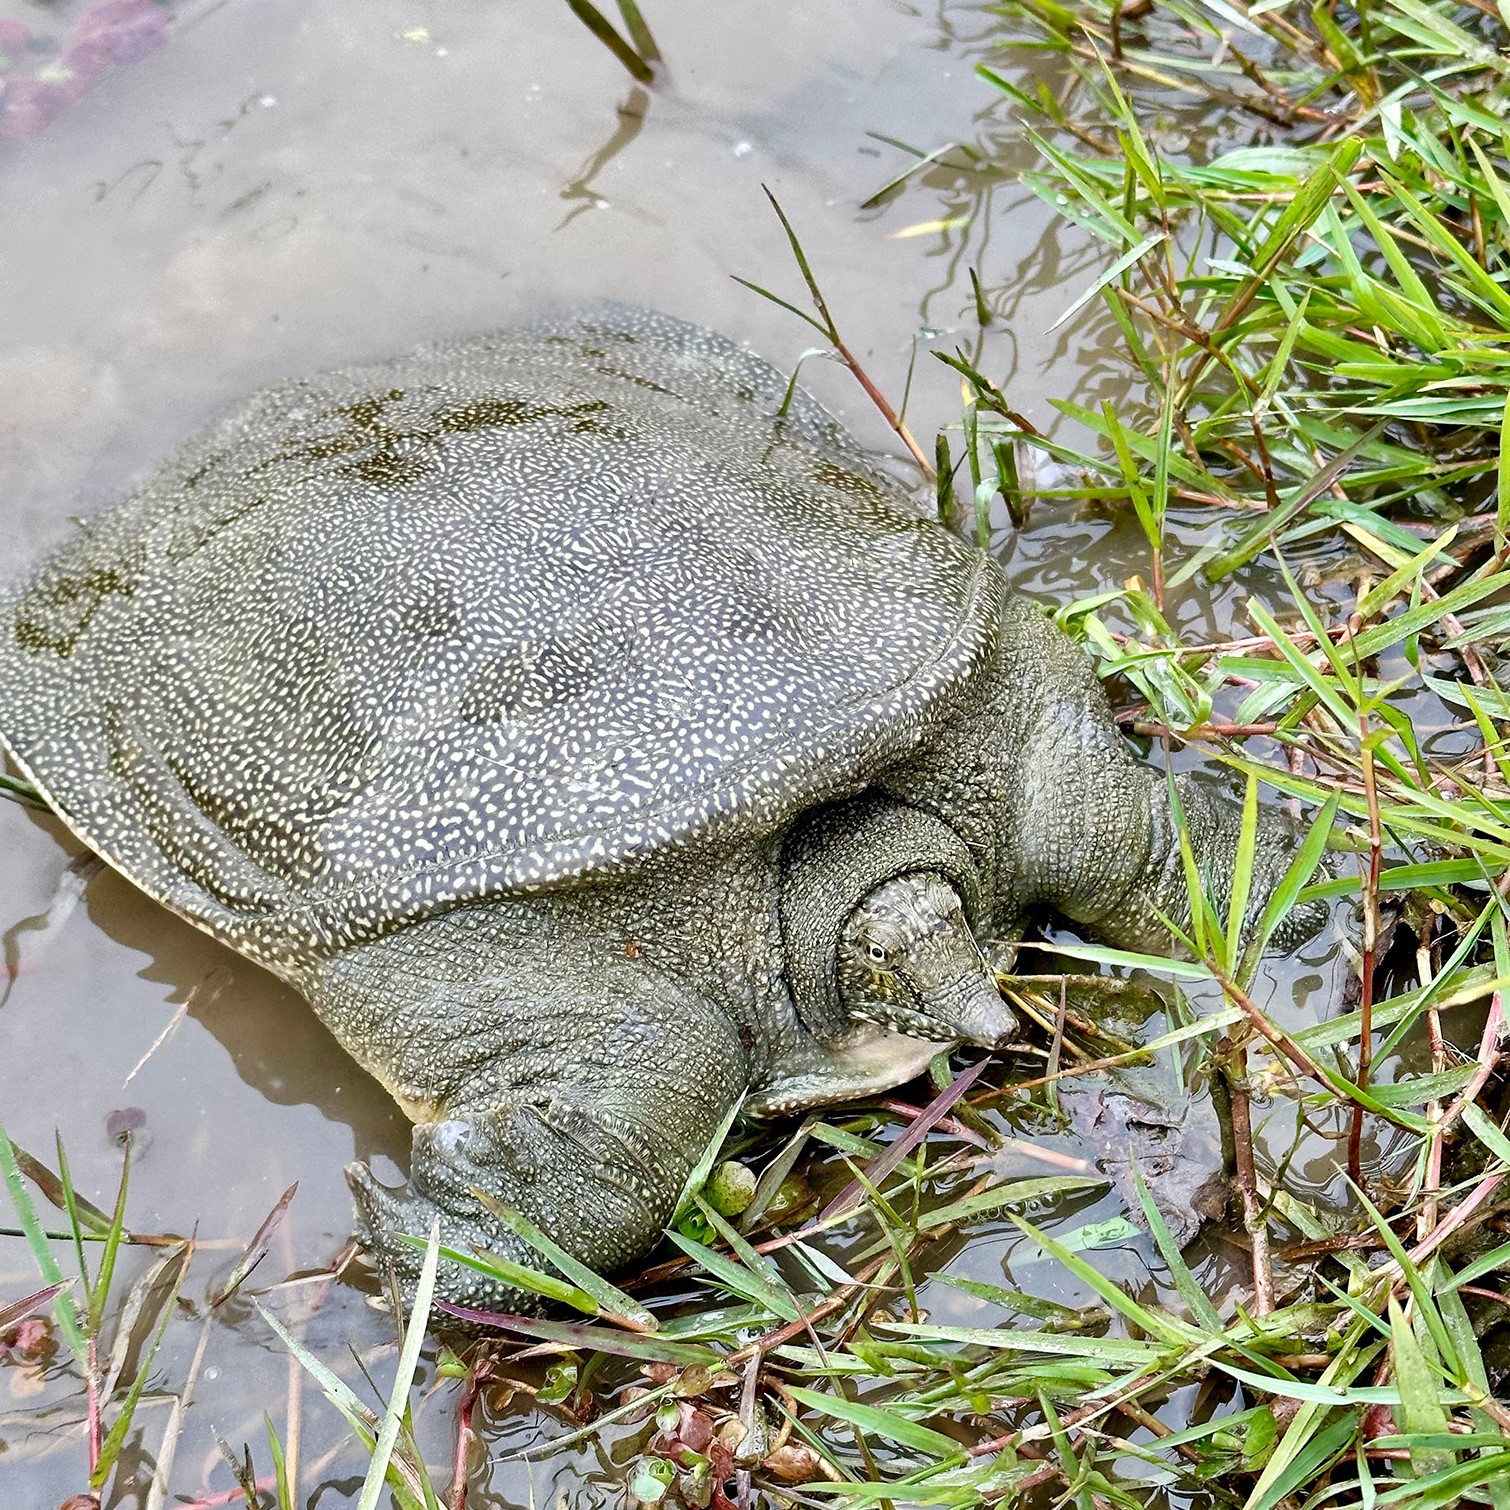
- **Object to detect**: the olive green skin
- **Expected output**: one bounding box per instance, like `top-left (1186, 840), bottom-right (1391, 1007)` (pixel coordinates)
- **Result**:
top-left (0, 307), bottom-right (1310, 1312)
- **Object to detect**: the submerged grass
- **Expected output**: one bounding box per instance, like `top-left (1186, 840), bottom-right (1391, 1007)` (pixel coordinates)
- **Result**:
top-left (9, 0), bottom-right (1510, 1505)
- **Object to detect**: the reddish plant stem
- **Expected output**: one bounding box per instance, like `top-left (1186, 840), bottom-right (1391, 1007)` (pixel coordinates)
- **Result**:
top-left (178, 1481), bottom-right (276, 1510)
top-left (873, 1099), bottom-right (988, 1147)
top-left (1406, 1169), bottom-right (1507, 1271)
top-left (1006, 1463), bottom-right (1064, 1494)
top-left (726, 1253), bottom-right (889, 1367)
top-left (1115, 1399), bottom-right (1205, 1465)
top-left (966, 1368), bottom-right (1166, 1459)
top-left (449, 1358), bottom-right (493, 1510)
top-left (757, 187), bottom-right (934, 485)
top-left (1109, 624), bottom-right (1355, 657)
top-left (1440, 992), bottom-right (1508, 1135)
top-left (1347, 708), bottom-right (1383, 1190)
top-left (1461, 1285), bottom-right (1510, 1305)
top-left (1421, 938), bottom-right (1448, 1241)
top-left (964, 1137), bottom-right (1093, 1175)
top-left (829, 331), bottom-right (935, 483)
top-left (1223, 1040), bottom-right (1274, 1316)
top-left (1128, 719), bottom-right (1281, 739)
top-left (86, 1334), bottom-right (101, 1477)
top-left (1212, 964), bottom-right (1378, 1114)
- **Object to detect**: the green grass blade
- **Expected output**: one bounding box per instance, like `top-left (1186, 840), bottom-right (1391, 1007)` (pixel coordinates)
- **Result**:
top-left (256, 1300), bottom-right (378, 1432)
top-left (1225, 772), bottom-right (1260, 968)
top-left (467, 1188), bottom-right (655, 1330)
top-left (667, 1229), bottom-right (801, 1321)
top-left (414, 1237), bottom-right (600, 1315)
top-left (783, 1384), bottom-right (966, 1462)
top-left (265, 1414), bottom-right (294, 1510)
top-left (53, 1133), bottom-right (91, 1313)
top-left (0, 1122), bottom-right (85, 1363)
top-left (356, 1220), bottom-right (439, 1510)
top-left (1051, 231), bottom-right (1166, 331)
top-left (615, 0), bottom-right (661, 64)
top-left (671, 1093), bottom-right (744, 1225)
top-left (91, 1241), bottom-right (192, 1490)
top-left (561, 0), bottom-right (653, 82)
top-left (1011, 1215), bottom-right (1197, 1347)
top-left (1131, 1163), bottom-right (1223, 1331)
top-left (89, 1136), bottom-right (133, 1335)
top-left (1388, 1295), bottom-right (1454, 1478)
top-left (1246, 792), bottom-right (1340, 967)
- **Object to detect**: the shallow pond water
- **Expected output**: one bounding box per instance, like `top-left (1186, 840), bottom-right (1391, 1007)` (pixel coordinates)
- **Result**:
top-left (0, 2), bottom-right (1375, 1506)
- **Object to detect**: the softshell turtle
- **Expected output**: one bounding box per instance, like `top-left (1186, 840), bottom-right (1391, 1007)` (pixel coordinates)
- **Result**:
top-left (0, 306), bottom-right (1310, 1308)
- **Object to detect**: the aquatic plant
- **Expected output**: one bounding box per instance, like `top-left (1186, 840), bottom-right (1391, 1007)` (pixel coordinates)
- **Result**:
top-left (560, 0), bottom-right (662, 85)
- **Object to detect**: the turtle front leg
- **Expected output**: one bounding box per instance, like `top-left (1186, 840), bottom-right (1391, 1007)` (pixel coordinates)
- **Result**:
top-left (302, 909), bottom-right (749, 1314)
top-left (746, 1024), bottom-right (951, 1119)
top-left (348, 1058), bottom-right (738, 1314)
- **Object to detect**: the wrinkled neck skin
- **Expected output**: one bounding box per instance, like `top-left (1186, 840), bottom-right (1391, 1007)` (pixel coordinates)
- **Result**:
top-left (876, 594), bottom-right (1320, 955)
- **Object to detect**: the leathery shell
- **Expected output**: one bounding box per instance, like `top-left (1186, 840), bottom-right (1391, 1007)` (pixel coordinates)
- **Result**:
top-left (0, 306), bottom-right (1000, 972)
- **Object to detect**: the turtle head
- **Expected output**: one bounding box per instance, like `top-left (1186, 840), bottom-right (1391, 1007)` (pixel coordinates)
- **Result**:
top-left (781, 794), bottom-right (1017, 1049)
top-left (839, 870), bottom-right (1016, 1047)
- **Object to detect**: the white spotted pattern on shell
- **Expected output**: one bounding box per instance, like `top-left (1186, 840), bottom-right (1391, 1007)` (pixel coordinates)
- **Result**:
top-left (0, 306), bottom-right (1000, 971)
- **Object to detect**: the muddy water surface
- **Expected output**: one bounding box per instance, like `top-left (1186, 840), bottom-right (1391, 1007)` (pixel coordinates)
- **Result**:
top-left (0, 3), bottom-right (1362, 1505)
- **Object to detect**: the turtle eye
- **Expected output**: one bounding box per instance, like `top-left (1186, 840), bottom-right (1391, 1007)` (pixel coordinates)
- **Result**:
top-left (866, 941), bottom-right (888, 966)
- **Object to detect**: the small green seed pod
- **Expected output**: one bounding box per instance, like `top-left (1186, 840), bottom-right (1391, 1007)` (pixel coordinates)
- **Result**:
top-left (705, 1160), bottom-right (757, 1217)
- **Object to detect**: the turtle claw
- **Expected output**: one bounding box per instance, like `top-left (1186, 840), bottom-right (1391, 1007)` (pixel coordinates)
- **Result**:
top-left (345, 1160), bottom-right (431, 1295)
top-left (344, 1153), bottom-right (546, 1320)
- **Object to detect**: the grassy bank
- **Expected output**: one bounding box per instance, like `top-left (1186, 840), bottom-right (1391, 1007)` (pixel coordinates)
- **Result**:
top-left (949, 0), bottom-right (1510, 1501)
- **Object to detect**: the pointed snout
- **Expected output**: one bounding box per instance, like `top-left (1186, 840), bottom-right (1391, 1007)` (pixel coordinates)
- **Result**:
top-left (930, 971), bottom-right (1019, 1049)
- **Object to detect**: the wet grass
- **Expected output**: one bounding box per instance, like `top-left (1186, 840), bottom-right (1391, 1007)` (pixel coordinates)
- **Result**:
top-left (943, 0), bottom-right (1510, 1499)
top-left (8, 0), bottom-right (1510, 1504)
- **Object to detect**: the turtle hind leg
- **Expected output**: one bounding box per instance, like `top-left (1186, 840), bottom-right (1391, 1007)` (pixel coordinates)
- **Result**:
top-left (303, 908), bottom-right (749, 1314)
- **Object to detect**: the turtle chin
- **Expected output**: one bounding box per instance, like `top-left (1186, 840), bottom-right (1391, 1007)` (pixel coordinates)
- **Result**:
top-left (852, 1003), bottom-right (954, 1045)
top-left (852, 985), bottom-right (1018, 1051)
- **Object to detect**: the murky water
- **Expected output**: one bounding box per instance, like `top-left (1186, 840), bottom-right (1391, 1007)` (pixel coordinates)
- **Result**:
top-left (0, 2), bottom-right (1371, 1506)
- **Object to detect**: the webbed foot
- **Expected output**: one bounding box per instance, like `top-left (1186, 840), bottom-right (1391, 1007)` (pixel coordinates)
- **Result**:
top-left (348, 1092), bottom-right (685, 1318)
top-left (346, 1159), bottom-right (534, 1318)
